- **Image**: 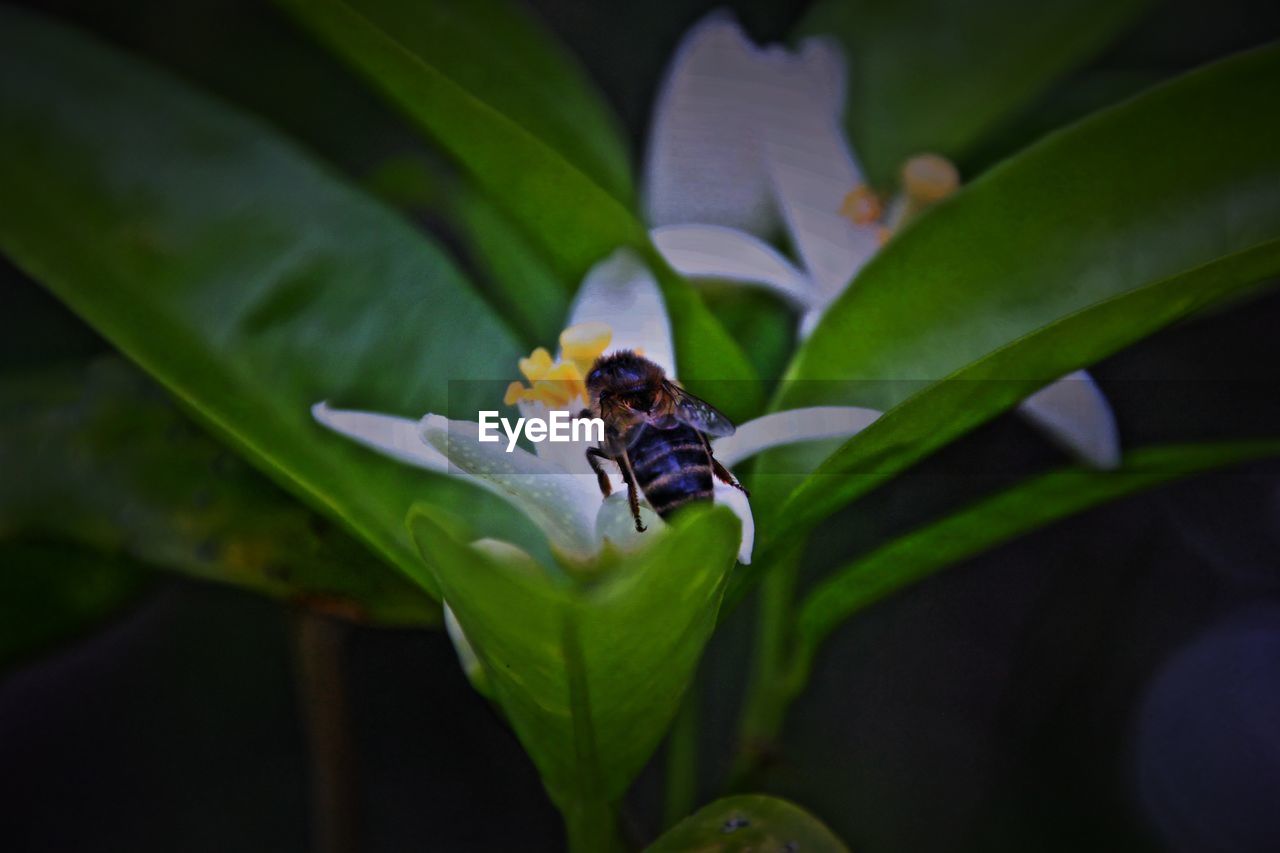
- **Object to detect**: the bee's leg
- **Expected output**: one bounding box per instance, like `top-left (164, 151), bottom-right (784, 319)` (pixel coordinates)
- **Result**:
top-left (711, 457), bottom-right (749, 497)
top-left (701, 434), bottom-right (750, 497)
top-left (585, 447), bottom-right (613, 498)
top-left (616, 447), bottom-right (647, 532)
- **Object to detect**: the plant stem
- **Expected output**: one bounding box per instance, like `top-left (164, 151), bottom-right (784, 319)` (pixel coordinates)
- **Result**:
top-left (292, 610), bottom-right (358, 853)
top-left (563, 796), bottom-right (623, 853)
top-left (728, 543), bottom-right (803, 788)
top-left (662, 686), bottom-right (700, 829)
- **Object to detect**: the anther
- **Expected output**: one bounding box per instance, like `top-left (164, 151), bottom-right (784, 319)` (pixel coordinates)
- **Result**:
top-left (559, 322), bottom-right (612, 369)
top-left (902, 153), bottom-right (959, 205)
top-left (839, 184), bottom-right (882, 226)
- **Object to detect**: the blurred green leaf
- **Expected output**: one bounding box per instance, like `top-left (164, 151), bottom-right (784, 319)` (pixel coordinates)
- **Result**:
top-left (275, 0), bottom-right (763, 418)
top-left (795, 0), bottom-right (1152, 186)
top-left (772, 45), bottom-right (1280, 537)
top-left (409, 505), bottom-right (740, 841)
top-left (648, 794), bottom-right (848, 852)
top-left (794, 441), bottom-right (1280, 675)
top-left (365, 154), bottom-right (572, 348)
top-left (699, 286), bottom-right (796, 385)
top-left (0, 8), bottom-right (552, 595)
top-left (0, 359), bottom-right (438, 625)
top-left (0, 541), bottom-right (151, 671)
top-left (446, 175), bottom-right (574, 348)
top-left (276, 0), bottom-right (637, 276)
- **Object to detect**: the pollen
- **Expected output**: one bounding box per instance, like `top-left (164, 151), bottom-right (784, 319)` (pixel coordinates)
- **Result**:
top-left (531, 361), bottom-right (584, 406)
top-left (839, 184), bottom-right (882, 226)
top-left (518, 347), bottom-right (554, 382)
top-left (505, 323), bottom-right (612, 408)
top-left (559, 322), bottom-right (612, 371)
top-left (902, 154), bottom-right (960, 204)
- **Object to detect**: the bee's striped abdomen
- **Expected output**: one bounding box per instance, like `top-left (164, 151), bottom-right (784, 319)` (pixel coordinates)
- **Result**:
top-left (629, 423), bottom-right (713, 518)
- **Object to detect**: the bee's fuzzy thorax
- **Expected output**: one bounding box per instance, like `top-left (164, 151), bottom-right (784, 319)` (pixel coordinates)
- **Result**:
top-left (585, 350), bottom-right (665, 395)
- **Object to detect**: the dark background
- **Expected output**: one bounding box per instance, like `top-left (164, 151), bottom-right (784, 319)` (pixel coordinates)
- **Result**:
top-left (2, 1), bottom-right (1279, 851)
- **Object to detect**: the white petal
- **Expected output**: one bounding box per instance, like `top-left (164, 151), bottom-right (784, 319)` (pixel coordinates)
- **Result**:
top-left (722, 34), bottom-right (877, 297)
top-left (443, 602), bottom-right (484, 684)
top-left (757, 120), bottom-right (880, 298)
top-left (797, 35), bottom-right (847, 115)
top-left (594, 491), bottom-right (663, 554)
top-left (797, 303), bottom-right (830, 340)
top-left (1017, 370), bottom-right (1121, 469)
top-left (712, 406), bottom-right (882, 468)
top-left (312, 401), bottom-right (448, 471)
top-left (567, 249), bottom-right (676, 375)
top-left (419, 414), bottom-right (602, 557)
top-left (643, 11), bottom-right (777, 236)
top-left (651, 223), bottom-right (816, 309)
top-left (715, 481), bottom-right (755, 565)
top-left (595, 488), bottom-right (752, 565)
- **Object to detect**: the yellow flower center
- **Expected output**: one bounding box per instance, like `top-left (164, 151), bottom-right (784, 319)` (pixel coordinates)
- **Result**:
top-left (503, 322), bottom-right (613, 408)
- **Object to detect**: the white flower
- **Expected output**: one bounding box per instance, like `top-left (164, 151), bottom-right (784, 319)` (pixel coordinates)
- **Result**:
top-left (313, 249), bottom-right (881, 566)
top-left (641, 12), bottom-right (1120, 469)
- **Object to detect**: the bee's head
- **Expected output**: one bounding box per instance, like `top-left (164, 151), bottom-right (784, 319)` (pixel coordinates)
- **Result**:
top-left (586, 350), bottom-right (663, 415)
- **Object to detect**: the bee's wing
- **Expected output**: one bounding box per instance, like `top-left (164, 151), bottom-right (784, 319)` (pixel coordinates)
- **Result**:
top-left (661, 381), bottom-right (736, 437)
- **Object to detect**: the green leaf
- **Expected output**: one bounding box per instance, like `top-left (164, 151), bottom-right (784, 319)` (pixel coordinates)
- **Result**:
top-left (793, 441), bottom-right (1280, 675)
top-left (366, 154), bottom-right (573, 348)
top-left (275, 0), bottom-right (763, 415)
top-left (772, 44), bottom-right (1280, 536)
top-left (275, 0), bottom-right (637, 276)
top-left (0, 359), bottom-right (438, 626)
top-left (446, 175), bottom-right (575, 348)
top-left (648, 794), bottom-right (848, 852)
top-left (795, 0), bottom-right (1152, 186)
top-left (0, 8), bottom-right (549, 595)
top-left (697, 286), bottom-right (797, 388)
top-left (0, 541), bottom-right (151, 671)
top-left (408, 505), bottom-right (740, 823)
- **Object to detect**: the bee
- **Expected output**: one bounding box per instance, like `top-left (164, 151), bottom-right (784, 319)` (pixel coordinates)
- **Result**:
top-left (581, 351), bottom-right (747, 532)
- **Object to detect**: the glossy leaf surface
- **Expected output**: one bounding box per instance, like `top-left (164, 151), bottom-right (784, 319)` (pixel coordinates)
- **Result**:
top-left (276, 0), bottom-right (638, 276)
top-left (276, 0), bottom-right (762, 417)
top-left (409, 505), bottom-right (739, 811)
top-left (772, 45), bottom-right (1280, 536)
top-left (0, 8), bottom-right (546, 593)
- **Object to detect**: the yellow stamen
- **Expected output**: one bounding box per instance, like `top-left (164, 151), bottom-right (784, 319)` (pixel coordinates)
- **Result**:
top-left (902, 154), bottom-right (960, 205)
top-left (530, 362), bottom-right (584, 407)
top-left (559, 322), bottom-right (612, 371)
top-left (507, 323), bottom-right (614, 409)
top-left (839, 184), bottom-right (882, 226)
top-left (518, 347), bottom-right (553, 382)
